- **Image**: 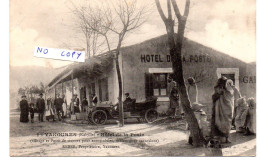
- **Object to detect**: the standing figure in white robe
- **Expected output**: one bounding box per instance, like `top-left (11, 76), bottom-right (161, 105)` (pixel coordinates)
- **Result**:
top-left (234, 97), bottom-right (248, 132)
top-left (241, 98), bottom-right (256, 135)
top-left (187, 77), bottom-right (198, 104)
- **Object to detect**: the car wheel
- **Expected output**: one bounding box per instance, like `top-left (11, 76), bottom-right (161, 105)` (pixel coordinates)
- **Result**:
top-left (145, 108), bottom-right (158, 123)
top-left (91, 110), bottom-right (107, 125)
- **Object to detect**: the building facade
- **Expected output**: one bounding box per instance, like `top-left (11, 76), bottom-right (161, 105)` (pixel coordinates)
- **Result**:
top-left (47, 35), bottom-right (256, 114)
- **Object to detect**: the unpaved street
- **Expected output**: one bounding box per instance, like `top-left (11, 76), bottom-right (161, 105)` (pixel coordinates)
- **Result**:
top-left (10, 110), bottom-right (256, 156)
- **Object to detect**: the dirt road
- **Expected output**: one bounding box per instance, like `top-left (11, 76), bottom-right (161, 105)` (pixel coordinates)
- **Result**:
top-left (10, 110), bottom-right (256, 156)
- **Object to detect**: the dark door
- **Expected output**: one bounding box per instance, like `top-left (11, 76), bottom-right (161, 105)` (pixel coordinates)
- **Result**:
top-left (221, 73), bottom-right (235, 85)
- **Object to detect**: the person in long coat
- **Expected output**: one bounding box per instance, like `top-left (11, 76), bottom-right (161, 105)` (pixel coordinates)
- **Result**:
top-left (54, 94), bottom-right (64, 121)
top-left (168, 80), bottom-right (179, 117)
top-left (81, 97), bottom-right (88, 112)
top-left (36, 93), bottom-right (45, 122)
top-left (72, 94), bottom-right (80, 113)
top-left (20, 95), bottom-right (29, 122)
top-left (211, 77), bottom-right (239, 143)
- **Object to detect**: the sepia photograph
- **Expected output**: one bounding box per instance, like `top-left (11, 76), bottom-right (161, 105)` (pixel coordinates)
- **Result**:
top-left (9, 0), bottom-right (256, 157)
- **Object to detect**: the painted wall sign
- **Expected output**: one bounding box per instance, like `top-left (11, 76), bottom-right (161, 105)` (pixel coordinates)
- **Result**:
top-left (241, 76), bottom-right (256, 83)
top-left (140, 54), bottom-right (211, 63)
top-left (34, 46), bottom-right (85, 62)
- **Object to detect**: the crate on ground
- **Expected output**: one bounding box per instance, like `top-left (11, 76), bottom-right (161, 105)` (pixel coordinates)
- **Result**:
top-left (71, 114), bottom-right (77, 121)
top-left (76, 112), bottom-right (86, 120)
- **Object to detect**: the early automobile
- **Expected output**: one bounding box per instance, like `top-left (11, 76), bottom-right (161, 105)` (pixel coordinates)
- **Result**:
top-left (88, 97), bottom-right (159, 125)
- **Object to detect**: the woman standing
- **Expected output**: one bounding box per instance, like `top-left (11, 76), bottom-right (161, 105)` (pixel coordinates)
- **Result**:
top-left (20, 95), bottom-right (29, 123)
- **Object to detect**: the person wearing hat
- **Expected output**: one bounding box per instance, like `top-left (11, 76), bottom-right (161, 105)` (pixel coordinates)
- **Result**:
top-left (124, 93), bottom-right (132, 103)
top-left (36, 93), bottom-right (45, 122)
top-left (54, 94), bottom-right (64, 121)
top-left (19, 95), bottom-right (29, 123)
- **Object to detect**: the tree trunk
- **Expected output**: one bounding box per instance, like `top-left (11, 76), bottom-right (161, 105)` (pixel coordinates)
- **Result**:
top-left (169, 21), bottom-right (205, 147)
top-left (115, 51), bottom-right (124, 127)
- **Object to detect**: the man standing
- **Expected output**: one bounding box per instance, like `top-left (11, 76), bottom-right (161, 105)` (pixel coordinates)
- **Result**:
top-left (73, 94), bottom-right (80, 113)
top-left (19, 95), bottom-right (29, 123)
top-left (169, 80), bottom-right (179, 118)
top-left (81, 97), bottom-right (88, 112)
top-left (36, 93), bottom-right (45, 122)
top-left (54, 94), bottom-right (64, 121)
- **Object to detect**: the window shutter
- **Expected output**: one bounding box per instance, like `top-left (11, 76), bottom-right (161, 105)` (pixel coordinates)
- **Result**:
top-left (145, 73), bottom-right (154, 98)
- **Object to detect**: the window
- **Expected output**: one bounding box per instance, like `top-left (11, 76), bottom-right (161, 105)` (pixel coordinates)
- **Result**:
top-left (98, 78), bottom-right (109, 101)
top-left (153, 73), bottom-right (167, 96)
top-left (146, 68), bottom-right (173, 100)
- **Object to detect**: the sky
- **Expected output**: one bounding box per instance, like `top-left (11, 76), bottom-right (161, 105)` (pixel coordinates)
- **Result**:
top-left (10, 0), bottom-right (256, 68)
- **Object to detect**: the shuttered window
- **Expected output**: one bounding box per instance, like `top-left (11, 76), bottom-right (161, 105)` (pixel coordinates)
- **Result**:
top-left (145, 73), bottom-right (154, 98)
top-left (153, 73), bottom-right (167, 96)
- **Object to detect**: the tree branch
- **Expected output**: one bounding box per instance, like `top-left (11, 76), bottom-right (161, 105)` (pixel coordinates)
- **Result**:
top-left (170, 0), bottom-right (181, 20)
top-left (155, 0), bottom-right (167, 23)
top-left (184, 0), bottom-right (190, 17)
top-left (167, 0), bottom-right (172, 21)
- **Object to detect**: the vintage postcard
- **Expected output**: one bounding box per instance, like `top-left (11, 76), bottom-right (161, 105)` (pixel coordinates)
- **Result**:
top-left (10, 0), bottom-right (256, 156)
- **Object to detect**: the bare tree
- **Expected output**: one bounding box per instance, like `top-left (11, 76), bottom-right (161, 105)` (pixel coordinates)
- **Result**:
top-left (81, 0), bottom-right (151, 126)
top-left (71, 1), bottom-right (107, 58)
top-left (155, 0), bottom-right (204, 146)
top-left (192, 70), bottom-right (210, 84)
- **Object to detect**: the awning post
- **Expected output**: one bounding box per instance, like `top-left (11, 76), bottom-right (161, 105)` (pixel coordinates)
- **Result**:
top-left (71, 72), bottom-right (74, 114)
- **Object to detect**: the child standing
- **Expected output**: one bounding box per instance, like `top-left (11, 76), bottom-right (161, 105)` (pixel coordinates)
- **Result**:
top-left (29, 103), bottom-right (35, 123)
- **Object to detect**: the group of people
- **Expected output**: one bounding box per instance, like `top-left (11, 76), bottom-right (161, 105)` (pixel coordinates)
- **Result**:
top-left (19, 92), bottom-right (100, 123)
top-left (19, 76), bottom-right (256, 143)
top-left (211, 76), bottom-right (256, 143)
top-left (19, 93), bottom-right (45, 123)
top-left (233, 97), bottom-right (256, 135)
top-left (167, 76), bottom-right (256, 144)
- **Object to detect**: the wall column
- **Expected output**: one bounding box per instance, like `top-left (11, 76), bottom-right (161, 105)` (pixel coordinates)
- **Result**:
top-left (71, 72), bottom-right (74, 114)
